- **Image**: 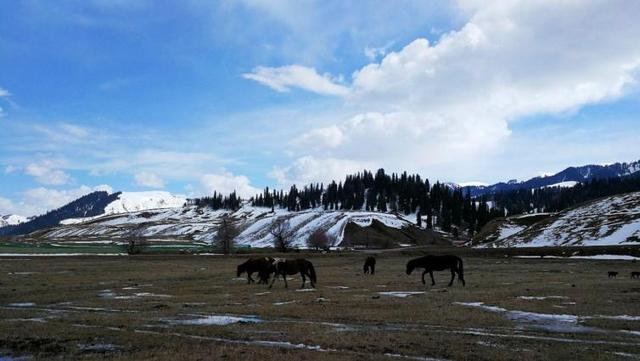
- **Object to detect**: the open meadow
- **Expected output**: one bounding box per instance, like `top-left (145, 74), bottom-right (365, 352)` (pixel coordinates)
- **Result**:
top-left (1, 249), bottom-right (640, 360)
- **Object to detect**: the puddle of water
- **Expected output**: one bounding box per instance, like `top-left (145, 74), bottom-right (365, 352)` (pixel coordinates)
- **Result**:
top-left (8, 272), bottom-right (36, 275)
top-left (0, 355), bottom-right (30, 361)
top-left (610, 352), bottom-right (640, 359)
top-left (384, 353), bottom-right (447, 361)
top-left (517, 296), bottom-right (569, 301)
top-left (7, 303), bottom-right (35, 308)
top-left (99, 289), bottom-right (171, 299)
top-left (378, 292), bottom-right (425, 298)
top-left (77, 343), bottom-right (120, 353)
top-left (455, 302), bottom-right (595, 333)
top-left (170, 314), bottom-right (261, 326)
top-left (590, 315), bottom-right (640, 321)
top-left (5, 318), bottom-right (47, 323)
top-left (273, 301), bottom-right (297, 306)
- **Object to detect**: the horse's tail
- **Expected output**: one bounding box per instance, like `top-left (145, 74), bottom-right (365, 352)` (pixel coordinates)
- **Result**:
top-left (307, 260), bottom-right (317, 285)
top-left (457, 257), bottom-right (465, 286)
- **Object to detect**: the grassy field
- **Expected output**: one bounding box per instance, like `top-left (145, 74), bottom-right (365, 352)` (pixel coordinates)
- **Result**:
top-left (1, 248), bottom-right (640, 360)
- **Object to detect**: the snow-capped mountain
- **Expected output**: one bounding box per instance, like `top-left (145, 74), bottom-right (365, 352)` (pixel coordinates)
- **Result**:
top-left (0, 214), bottom-right (28, 228)
top-left (462, 160), bottom-right (640, 197)
top-left (103, 191), bottom-right (185, 214)
top-left (477, 191), bottom-right (640, 248)
top-left (0, 191), bottom-right (186, 236)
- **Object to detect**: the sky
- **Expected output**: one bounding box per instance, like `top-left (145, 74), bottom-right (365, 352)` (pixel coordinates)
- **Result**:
top-left (1, 0), bottom-right (639, 217)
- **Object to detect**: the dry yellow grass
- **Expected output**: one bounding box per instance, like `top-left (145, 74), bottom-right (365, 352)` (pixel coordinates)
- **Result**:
top-left (1, 251), bottom-right (640, 360)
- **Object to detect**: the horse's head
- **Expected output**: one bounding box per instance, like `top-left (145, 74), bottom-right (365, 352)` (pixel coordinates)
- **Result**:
top-left (406, 260), bottom-right (415, 275)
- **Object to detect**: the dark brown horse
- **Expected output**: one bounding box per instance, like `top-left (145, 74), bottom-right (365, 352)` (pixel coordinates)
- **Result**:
top-left (406, 255), bottom-right (465, 287)
top-left (363, 256), bottom-right (376, 275)
top-left (269, 258), bottom-right (317, 289)
top-left (237, 257), bottom-right (275, 284)
top-left (632, 271), bottom-right (640, 279)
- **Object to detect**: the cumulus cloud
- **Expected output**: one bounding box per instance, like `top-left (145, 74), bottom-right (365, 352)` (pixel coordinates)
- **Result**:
top-left (0, 184), bottom-right (113, 217)
top-left (134, 171), bottom-right (165, 189)
top-left (200, 172), bottom-right (260, 198)
top-left (25, 162), bottom-right (73, 185)
top-left (0, 196), bottom-right (14, 215)
top-left (269, 156), bottom-right (374, 188)
top-left (275, 0), bottom-right (640, 185)
top-left (243, 65), bottom-right (348, 96)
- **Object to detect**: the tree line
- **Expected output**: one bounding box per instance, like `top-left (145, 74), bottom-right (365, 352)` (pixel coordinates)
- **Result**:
top-left (189, 169), bottom-right (640, 239)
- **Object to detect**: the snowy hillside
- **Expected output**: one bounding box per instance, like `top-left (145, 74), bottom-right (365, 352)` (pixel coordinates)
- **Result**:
top-left (481, 191), bottom-right (640, 248)
top-left (0, 214), bottom-right (28, 228)
top-left (463, 159), bottom-right (640, 196)
top-left (60, 191), bottom-right (186, 225)
top-left (32, 204), bottom-right (423, 248)
top-left (473, 213), bottom-right (551, 245)
top-left (103, 191), bottom-right (185, 214)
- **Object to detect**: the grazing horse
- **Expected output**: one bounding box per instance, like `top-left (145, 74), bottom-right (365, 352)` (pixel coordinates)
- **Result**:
top-left (269, 258), bottom-right (317, 289)
top-left (608, 271), bottom-right (619, 278)
top-left (631, 271), bottom-right (640, 279)
top-left (363, 256), bottom-right (376, 275)
top-left (406, 255), bottom-right (465, 287)
top-left (237, 257), bottom-right (275, 284)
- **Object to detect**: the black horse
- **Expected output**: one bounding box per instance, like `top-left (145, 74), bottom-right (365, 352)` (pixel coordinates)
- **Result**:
top-left (608, 271), bottom-right (619, 278)
top-left (269, 258), bottom-right (317, 289)
top-left (631, 271), bottom-right (640, 279)
top-left (406, 255), bottom-right (465, 287)
top-left (363, 256), bottom-right (376, 275)
top-left (237, 257), bottom-right (275, 284)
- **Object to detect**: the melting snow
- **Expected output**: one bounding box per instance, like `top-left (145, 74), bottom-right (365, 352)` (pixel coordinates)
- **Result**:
top-left (378, 292), bottom-right (425, 298)
top-left (172, 315), bottom-right (261, 326)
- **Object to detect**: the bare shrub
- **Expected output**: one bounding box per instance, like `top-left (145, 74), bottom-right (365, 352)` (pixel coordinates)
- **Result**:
top-left (270, 218), bottom-right (294, 252)
top-left (307, 229), bottom-right (330, 251)
top-left (216, 216), bottom-right (240, 254)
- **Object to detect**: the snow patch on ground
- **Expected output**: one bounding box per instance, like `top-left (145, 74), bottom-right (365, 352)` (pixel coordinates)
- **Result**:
top-left (378, 291), bottom-right (425, 298)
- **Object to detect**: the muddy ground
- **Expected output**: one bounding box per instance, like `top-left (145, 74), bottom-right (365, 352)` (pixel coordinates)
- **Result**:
top-left (1, 249), bottom-right (640, 360)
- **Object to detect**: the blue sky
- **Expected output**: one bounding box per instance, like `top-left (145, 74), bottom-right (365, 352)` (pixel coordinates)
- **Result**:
top-left (1, 0), bottom-right (639, 216)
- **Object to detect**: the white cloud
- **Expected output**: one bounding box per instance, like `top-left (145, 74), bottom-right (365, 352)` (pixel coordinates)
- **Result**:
top-left (274, 0), bottom-right (640, 185)
top-left (134, 171), bottom-right (165, 189)
top-left (0, 196), bottom-right (14, 215)
top-left (25, 162), bottom-right (73, 185)
top-left (243, 65), bottom-right (348, 96)
top-left (200, 172), bottom-right (260, 198)
top-left (0, 87), bottom-right (10, 97)
top-left (0, 184), bottom-right (113, 217)
top-left (269, 156), bottom-right (373, 188)
top-left (364, 42), bottom-right (394, 61)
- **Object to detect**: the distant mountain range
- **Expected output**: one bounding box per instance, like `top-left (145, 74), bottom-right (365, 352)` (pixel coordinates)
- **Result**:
top-left (2, 159), bottom-right (639, 239)
top-left (0, 191), bottom-right (185, 236)
top-left (461, 160), bottom-right (640, 197)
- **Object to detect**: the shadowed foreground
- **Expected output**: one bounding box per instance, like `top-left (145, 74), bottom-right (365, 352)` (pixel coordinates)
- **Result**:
top-left (1, 252), bottom-right (640, 360)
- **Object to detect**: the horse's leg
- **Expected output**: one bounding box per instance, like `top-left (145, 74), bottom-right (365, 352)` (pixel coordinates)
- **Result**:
top-left (283, 274), bottom-right (288, 288)
top-left (248, 272), bottom-right (255, 284)
top-left (371, 264), bottom-right (375, 275)
top-left (300, 272), bottom-right (306, 289)
top-left (429, 271), bottom-right (435, 286)
top-left (421, 270), bottom-right (427, 285)
top-left (269, 273), bottom-right (277, 288)
top-left (448, 269), bottom-right (455, 287)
